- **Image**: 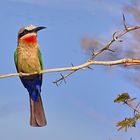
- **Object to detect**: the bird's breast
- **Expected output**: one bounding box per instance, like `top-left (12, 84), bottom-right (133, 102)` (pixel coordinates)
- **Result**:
top-left (17, 44), bottom-right (41, 73)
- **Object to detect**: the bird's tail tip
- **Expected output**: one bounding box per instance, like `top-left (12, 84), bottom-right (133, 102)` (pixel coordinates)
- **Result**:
top-left (29, 94), bottom-right (47, 127)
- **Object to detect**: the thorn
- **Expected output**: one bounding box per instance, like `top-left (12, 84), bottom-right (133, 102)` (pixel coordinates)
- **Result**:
top-left (53, 81), bottom-right (58, 86)
top-left (90, 49), bottom-right (95, 60)
top-left (87, 66), bottom-right (93, 70)
top-left (123, 13), bottom-right (125, 22)
top-left (59, 80), bottom-right (63, 85)
top-left (91, 48), bottom-right (95, 56)
top-left (123, 13), bottom-right (128, 31)
top-left (60, 73), bottom-right (64, 78)
top-left (88, 59), bottom-right (93, 62)
top-left (129, 98), bottom-right (136, 102)
top-left (64, 79), bottom-right (67, 84)
top-left (56, 82), bottom-right (59, 87)
top-left (53, 80), bottom-right (58, 86)
top-left (71, 63), bottom-right (74, 67)
top-left (60, 73), bottom-right (66, 84)
top-left (54, 80), bottom-right (63, 86)
top-left (107, 48), bottom-right (115, 52)
top-left (136, 102), bottom-right (140, 108)
top-left (134, 110), bottom-right (136, 116)
top-left (118, 40), bottom-right (123, 42)
top-left (113, 32), bottom-right (117, 41)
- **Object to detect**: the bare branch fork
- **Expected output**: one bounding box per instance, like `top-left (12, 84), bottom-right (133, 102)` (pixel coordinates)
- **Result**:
top-left (0, 15), bottom-right (140, 85)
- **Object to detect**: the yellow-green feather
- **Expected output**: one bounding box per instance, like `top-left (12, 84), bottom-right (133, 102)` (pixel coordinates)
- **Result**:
top-left (14, 48), bottom-right (44, 72)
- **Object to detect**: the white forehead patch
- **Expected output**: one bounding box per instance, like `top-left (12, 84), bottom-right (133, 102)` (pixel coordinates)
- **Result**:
top-left (18, 25), bottom-right (37, 35)
top-left (25, 25), bottom-right (36, 30)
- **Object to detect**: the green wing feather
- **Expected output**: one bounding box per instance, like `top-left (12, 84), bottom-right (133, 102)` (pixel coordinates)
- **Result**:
top-left (14, 48), bottom-right (18, 71)
top-left (38, 48), bottom-right (44, 70)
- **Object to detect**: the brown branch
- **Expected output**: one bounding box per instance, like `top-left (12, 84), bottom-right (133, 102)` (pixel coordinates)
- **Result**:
top-left (91, 16), bottom-right (140, 59)
top-left (0, 58), bottom-right (140, 79)
top-left (124, 100), bottom-right (140, 114)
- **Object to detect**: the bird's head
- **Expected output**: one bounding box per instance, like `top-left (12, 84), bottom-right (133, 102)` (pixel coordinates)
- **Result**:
top-left (18, 25), bottom-right (46, 43)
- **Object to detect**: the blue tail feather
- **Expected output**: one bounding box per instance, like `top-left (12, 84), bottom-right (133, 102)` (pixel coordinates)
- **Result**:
top-left (20, 74), bottom-right (42, 101)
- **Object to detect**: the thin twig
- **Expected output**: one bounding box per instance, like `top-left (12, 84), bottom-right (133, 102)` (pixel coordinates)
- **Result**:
top-left (124, 100), bottom-right (140, 114)
top-left (53, 70), bottom-right (78, 85)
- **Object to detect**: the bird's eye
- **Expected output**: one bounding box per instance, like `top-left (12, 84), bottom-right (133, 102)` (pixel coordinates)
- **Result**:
top-left (23, 29), bottom-right (28, 34)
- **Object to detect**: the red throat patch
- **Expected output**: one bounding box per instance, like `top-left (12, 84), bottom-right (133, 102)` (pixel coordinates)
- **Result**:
top-left (20, 33), bottom-right (37, 43)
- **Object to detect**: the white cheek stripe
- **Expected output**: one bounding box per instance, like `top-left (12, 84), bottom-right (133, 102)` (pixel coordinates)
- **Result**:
top-left (21, 33), bottom-right (37, 39)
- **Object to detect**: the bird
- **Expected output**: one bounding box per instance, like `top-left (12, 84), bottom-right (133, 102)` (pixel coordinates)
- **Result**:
top-left (14, 25), bottom-right (47, 127)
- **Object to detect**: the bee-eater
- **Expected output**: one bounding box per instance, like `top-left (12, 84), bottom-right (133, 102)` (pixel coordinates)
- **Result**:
top-left (14, 25), bottom-right (47, 127)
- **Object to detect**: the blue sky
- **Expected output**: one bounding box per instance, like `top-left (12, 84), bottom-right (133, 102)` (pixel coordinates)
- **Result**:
top-left (0, 0), bottom-right (140, 140)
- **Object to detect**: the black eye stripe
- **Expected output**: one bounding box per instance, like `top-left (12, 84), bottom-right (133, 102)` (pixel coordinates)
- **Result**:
top-left (18, 29), bottom-right (35, 39)
top-left (23, 29), bottom-right (28, 33)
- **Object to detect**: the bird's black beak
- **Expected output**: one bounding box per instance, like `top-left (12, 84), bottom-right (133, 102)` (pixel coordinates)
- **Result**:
top-left (33, 26), bottom-right (46, 32)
